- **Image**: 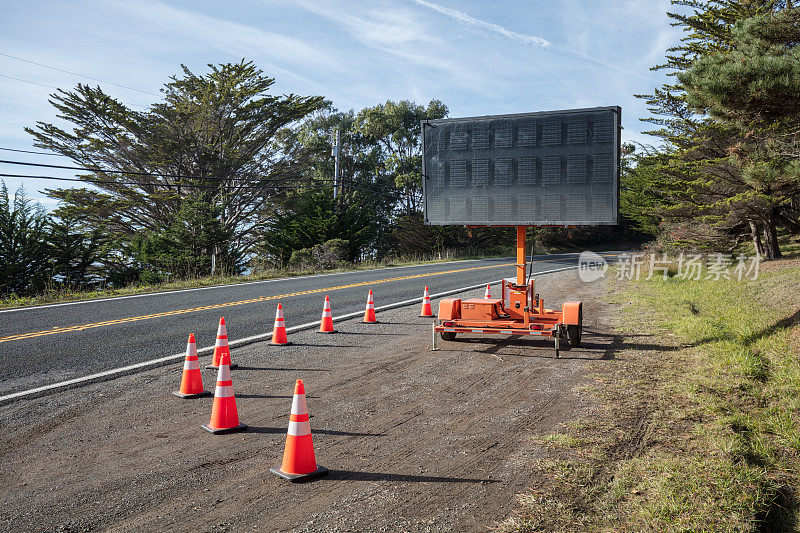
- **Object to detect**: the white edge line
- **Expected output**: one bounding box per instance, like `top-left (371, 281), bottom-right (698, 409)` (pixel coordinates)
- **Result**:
top-left (0, 266), bottom-right (579, 404)
top-left (0, 257), bottom-right (514, 314)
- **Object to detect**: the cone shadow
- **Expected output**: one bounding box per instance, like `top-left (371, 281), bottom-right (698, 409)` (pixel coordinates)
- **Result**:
top-left (234, 366), bottom-right (329, 371)
top-left (235, 394), bottom-right (294, 399)
top-left (246, 426), bottom-right (384, 437)
top-left (324, 469), bottom-right (499, 483)
top-left (279, 343), bottom-right (358, 348)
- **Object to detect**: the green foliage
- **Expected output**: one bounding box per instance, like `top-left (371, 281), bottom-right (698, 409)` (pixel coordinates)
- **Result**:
top-left (635, 0), bottom-right (800, 258)
top-left (620, 143), bottom-right (667, 237)
top-left (680, 8), bottom-right (800, 126)
top-left (355, 99), bottom-right (448, 214)
top-left (130, 196), bottom-right (234, 280)
top-left (259, 190), bottom-right (377, 265)
top-left (0, 183), bottom-right (51, 295)
top-left (47, 214), bottom-right (108, 289)
top-left (28, 60), bottom-right (325, 274)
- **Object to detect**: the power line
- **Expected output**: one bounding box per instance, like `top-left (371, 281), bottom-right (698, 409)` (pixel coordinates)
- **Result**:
top-left (0, 172), bottom-right (395, 197)
top-left (0, 158), bottom-right (284, 182)
top-left (0, 147), bottom-right (68, 157)
top-left (0, 51), bottom-right (160, 96)
top-left (0, 73), bottom-right (60, 90)
top-left (0, 158), bottom-right (392, 194)
top-left (0, 172), bottom-right (336, 191)
top-left (0, 73), bottom-right (148, 110)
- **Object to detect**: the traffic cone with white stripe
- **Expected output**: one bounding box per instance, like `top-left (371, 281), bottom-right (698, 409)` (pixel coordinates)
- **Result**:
top-left (419, 286), bottom-right (434, 317)
top-left (173, 334), bottom-right (211, 398)
top-left (206, 317), bottom-right (237, 370)
top-left (362, 290), bottom-right (378, 323)
top-left (271, 379), bottom-right (328, 482)
top-left (484, 284), bottom-right (492, 299)
top-left (318, 295), bottom-right (336, 334)
top-left (201, 352), bottom-right (247, 434)
top-left (271, 303), bottom-right (292, 345)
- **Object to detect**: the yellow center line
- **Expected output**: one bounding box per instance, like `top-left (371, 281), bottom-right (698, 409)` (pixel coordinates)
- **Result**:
top-left (0, 255), bottom-right (607, 344)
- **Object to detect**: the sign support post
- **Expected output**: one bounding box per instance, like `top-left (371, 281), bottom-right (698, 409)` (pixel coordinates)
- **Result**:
top-left (516, 225), bottom-right (527, 286)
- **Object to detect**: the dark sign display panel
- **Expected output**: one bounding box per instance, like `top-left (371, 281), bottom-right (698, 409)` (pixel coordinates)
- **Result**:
top-left (422, 106), bottom-right (620, 226)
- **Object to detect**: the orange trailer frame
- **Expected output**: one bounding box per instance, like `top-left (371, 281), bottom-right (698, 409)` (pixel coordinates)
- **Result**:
top-left (431, 226), bottom-right (582, 357)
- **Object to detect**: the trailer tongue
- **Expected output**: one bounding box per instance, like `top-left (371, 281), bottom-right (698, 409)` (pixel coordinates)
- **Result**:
top-left (432, 226), bottom-right (582, 358)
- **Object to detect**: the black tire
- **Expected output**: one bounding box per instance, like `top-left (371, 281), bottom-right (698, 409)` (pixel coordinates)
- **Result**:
top-left (567, 325), bottom-right (581, 347)
top-left (441, 332), bottom-right (456, 341)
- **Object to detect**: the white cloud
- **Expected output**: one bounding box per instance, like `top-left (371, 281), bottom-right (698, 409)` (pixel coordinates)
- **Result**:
top-left (409, 0), bottom-right (550, 47)
top-left (292, 1), bottom-right (476, 83)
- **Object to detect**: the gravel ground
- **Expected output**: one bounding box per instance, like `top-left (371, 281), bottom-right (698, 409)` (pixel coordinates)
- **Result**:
top-left (0, 269), bottom-right (613, 532)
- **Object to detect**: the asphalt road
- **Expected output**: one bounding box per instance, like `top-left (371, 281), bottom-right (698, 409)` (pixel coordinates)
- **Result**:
top-left (0, 253), bottom-right (619, 397)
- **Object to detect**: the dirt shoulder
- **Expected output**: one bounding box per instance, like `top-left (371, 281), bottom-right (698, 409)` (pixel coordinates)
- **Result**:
top-left (0, 269), bottom-right (613, 532)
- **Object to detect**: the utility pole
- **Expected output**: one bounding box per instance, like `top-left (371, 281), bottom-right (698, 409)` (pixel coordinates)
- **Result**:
top-left (331, 129), bottom-right (340, 199)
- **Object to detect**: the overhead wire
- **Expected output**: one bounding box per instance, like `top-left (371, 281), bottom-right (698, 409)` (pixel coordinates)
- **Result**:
top-left (0, 172), bottom-right (396, 197)
top-left (0, 158), bottom-right (392, 195)
top-left (0, 73), bottom-right (149, 110)
top-left (0, 51), bottom-right (160, 96)
top-left (0, 147), bottom-right (69, 157)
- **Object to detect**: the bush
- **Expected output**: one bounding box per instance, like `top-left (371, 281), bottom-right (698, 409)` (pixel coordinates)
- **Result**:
top-left (289, 239), bottom-right (349, 270)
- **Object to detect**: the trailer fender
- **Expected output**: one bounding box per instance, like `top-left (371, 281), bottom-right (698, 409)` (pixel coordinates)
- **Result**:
top-left (438, 298), bottom-right (462, 320)
top-left (562, 301), bottom-right (582, 325)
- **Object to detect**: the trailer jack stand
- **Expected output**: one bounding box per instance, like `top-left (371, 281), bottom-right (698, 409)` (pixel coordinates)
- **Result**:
top-left (554, 332), bottom-right (560, 359)
top-left (431, 322), bottom-right (439, 351)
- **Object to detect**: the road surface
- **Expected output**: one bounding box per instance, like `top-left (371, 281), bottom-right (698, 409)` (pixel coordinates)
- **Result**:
top-left (0, 252), bottom-right (620, 398)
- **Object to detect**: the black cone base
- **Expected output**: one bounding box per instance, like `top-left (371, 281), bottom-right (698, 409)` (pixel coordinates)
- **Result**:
top-left (201, 423), bottom-right (248, 435)
top-left (270, 465), bottom-right (328, 482)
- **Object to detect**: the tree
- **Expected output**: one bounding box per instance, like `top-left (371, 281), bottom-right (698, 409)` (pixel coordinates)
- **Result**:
top-left (0, 183), bottom-right (51, 295)
top-left (28, 60), bottom-right (325, 275)
top-left (678, 8), bottom-right (800, 257)
top-left (130, 196), bottom-right (234, 280)
top-left (48, 214), bottom-right (108, 289)
top-left (635, 0), bottom-right (796, 258)
top-left (355, 100), bottom-right (448, 215)
top-left (259, 189), bottom-right (379, 265)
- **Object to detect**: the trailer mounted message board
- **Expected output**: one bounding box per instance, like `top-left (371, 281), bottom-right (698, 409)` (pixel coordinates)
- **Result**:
top-left (421, 106), bottom-right (621, 226)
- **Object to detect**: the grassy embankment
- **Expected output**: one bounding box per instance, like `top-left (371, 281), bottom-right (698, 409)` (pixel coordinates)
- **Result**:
top-left (0, 253), bottom-right (510, 310)
top-left (503, 250), bottom-right (800, 531)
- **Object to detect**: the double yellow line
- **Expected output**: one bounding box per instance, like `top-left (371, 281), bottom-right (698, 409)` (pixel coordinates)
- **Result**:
top-left (0, 260), bottom-right (524, 344)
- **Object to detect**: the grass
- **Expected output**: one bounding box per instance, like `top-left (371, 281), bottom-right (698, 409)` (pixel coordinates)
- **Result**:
top-left (500, 256), bottom-right (800, 532)
top-left (0, 254), bottom-right (503, 310)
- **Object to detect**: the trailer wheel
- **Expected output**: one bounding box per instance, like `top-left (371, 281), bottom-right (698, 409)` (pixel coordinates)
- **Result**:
top-left (567, 307), bottom-right (582, 347)
top-left (441, 332), bottom-right (456, 341)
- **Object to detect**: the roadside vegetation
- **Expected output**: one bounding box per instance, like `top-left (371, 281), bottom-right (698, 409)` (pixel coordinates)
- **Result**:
top-left (502, 253), bottom-right (800, 531)
top-left (0, 251), bottom-right (508, 310)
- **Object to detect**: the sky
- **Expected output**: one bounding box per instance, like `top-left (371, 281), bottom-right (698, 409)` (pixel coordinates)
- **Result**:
top-left (0, 0), bottom-right (683, 207)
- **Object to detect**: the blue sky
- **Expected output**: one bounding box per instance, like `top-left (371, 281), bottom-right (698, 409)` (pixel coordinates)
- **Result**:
top-left (0, 0), bottom-right (681, 206)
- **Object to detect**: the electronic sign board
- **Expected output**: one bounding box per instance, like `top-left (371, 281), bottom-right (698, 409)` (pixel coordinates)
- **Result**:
top-left (421, 106), bottom-right (621, 226)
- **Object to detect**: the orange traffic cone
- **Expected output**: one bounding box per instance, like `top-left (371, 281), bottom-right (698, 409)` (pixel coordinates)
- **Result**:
top-left (318, 295), bottom-right (336, 334)
top-left (173, 334), bottom-right (211, 398)
top-left (362, 290), bottom-right (378, 324)
top-left (271, 379), bottom-right (328, 482)
top-left (484, 284), bottom-right (492, 299)
top-left (271, 303), bottom-right (292, 345)
top-left (201, 352), bottom-right (247, 434)
top-left (206, 317), bottom-right (237, 370)
top-left (419, 286), bottom-right (434, 317)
